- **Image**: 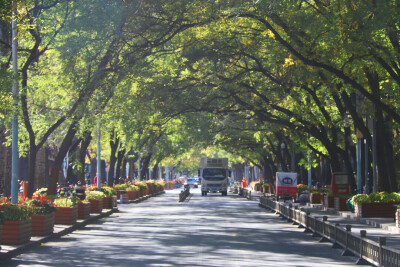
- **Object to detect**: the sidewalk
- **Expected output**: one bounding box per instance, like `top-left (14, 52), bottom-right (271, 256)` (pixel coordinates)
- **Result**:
top-left (0, 191), bottom-right (165, 262)
top-left (246, 189), bottom-right (400, 250)
top-left (0, 208), bottom-right (117, 261)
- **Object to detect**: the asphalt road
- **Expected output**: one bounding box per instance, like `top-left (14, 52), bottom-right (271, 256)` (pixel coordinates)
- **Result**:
top-left (4, 188), bottom-right (359, 267)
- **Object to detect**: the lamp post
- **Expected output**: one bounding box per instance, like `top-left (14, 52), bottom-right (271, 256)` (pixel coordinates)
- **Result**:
top-left (96, 91), bottom-right (101, 190)
top-left (280, 142), bottom-right (285, 171)
top-left (137, 153), bottom-right (141, 180)
top-left (308, 152), bottom-right (312, 189)
top-left (11, 1), bottom-right (19, 203)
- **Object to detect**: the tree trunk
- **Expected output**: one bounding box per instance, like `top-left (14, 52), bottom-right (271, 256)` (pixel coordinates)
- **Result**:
top-left (140, 153), bottom-right (152, 180)
top-left (368, 70), bottom-right (398, 192)
top-left (115, 147), bottom-right (125, 183)
top-left (48, 120), bottom-right (79, 196)
top-left (121, 156), bottom-right (127, 182)
top-left (78, 131), bottom-right (92, 185)
top-left (108, 129), bottom-right (119, 186)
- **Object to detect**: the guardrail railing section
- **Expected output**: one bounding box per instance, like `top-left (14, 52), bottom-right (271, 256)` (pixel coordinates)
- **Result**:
top-left (256, 197), bottom-right (400, 266)
top-left (382, 242), bottom-right (400, 267)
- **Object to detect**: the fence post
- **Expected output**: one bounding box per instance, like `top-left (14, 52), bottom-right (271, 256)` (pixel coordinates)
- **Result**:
top-left (378, 237), bottom-right (386, 267)
top-left (304, 210), bottom-right (312, 233)
top-left (319, 216), bottom-right (329, 242)
top-left (332, 223), bottom-right (342, 249)
top-left (342, 224), bottom-right (355, 256)
top-left (292, 206), bottom-right (299, 225)
top-left (356, 230), bottom-right (369, 265)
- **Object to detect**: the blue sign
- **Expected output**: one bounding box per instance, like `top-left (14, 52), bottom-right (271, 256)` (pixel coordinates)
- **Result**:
top-left (282, 177), bottom-right (293, 185)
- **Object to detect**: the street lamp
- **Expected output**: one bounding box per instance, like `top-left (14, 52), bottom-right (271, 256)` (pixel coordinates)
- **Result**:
top-left (281, 142), bottom-right (285, 170)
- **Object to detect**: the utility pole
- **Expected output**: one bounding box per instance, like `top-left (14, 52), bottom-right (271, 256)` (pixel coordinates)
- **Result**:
top-left (165, 163), bottom-right (169, 182)
top-left (11, 1), bottom-right (19, 204)
top-left (96, 92), bottom-right (101, 190)
top-left (308, 152), bottom-right (312, 189)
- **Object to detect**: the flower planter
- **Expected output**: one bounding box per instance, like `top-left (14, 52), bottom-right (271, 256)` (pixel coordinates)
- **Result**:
top-left (89, 199), bottom-right (103, 214)
top-left (126, 191), bottom-right (135, 200)
top-left (112, 195), bottom-right (117, 208)
top-left (77, 202), bottom-right (91, 219)
top-left (323, 195), bottom-right (335, 208)
top-left (102, 196), bottom-right (113, 209)
top-left (116, 190), bottom-right (126, 199)
top-left (31, 213), bottom-right (55, 236)
top-left (396, 210), bottom-right (400, 228)
top-left (2, 220), bottom-right (31, 245)
top-left (334, 197), bottom-right (348, 211)
top-left (310, 193), bottom-right (322, 204)
top-left (355, 203), bottom-right (397, 218)
top-left (55, 206), bottom-right (78, 225)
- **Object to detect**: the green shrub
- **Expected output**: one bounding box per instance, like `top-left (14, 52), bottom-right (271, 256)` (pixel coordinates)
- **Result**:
top-left (126, 185), bottom-right (139, 192)
top-left (85, 191), bottom-right (106, 200)
top-left (101, 186), bottom-right (117, 197)
top-left (54, 197), bottom-right (78, 207)
top-left (351, 194), bottom-right (370, 204)
top-left (114, 184), bottom-right (128, 190)
top-left (1, 204), bottom-right (33, 221)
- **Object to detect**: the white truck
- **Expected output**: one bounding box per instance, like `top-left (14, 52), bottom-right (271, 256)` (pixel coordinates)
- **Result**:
top-left (200, 157), bottom-right (229, 196)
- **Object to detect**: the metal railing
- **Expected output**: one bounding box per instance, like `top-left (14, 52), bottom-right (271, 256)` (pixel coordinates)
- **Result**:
top-left (259, 196), bottom-right (400, 266)
top-left (179, 187), bottom-right (190, 202)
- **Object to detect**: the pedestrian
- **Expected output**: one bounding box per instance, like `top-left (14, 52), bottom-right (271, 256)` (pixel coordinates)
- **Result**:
top-left (93, 176), bottom-right (97, 185)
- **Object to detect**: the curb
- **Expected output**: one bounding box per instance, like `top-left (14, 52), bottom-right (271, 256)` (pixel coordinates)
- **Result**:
top-left (0, 190), bottom-right (166, 262)
top-left (0, 208), bottom-right (117, 262)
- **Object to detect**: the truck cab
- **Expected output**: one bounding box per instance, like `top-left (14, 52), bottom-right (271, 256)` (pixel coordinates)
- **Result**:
top-left (200, 158), bottom-right (229, 196)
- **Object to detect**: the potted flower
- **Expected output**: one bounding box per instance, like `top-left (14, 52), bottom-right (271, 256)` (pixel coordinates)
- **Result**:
top-left (77, 199), bottom-right (91, 220)
top-left (126, 185), bottom-right (139, 200)
top-left (101, 186), bottom-right (117, 209)
top-left (54, 196), bottom-right (78, 225)
top-left (136, 182), bottom-right (148, 197)
top-left (155, 180), bottom-right (165, 192)
top-left (114, 184), bottom-right (128, 199)
top-left (1, 203), bottom-right (33, 244)
top-left (27, 195), bottom-right (56, 236)
top-left (352, 192), bottom-right (400, 218)
top-left (86, 190), bottom-right (106, 214)
top-left (310, 188), bottom-right (323, 204)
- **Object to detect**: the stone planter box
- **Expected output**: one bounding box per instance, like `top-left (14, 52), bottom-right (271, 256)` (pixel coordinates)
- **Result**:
top-left (396, 210), bottom-right (400, 228)
top-left (102, 196), bottom-right (114, 209)
top-left (112, 195), bottom-right (117, 207)
top-left (2, 220), bottom-right (31, 245)
top-left (89, 199), bottom-right (103, 214)
top-left (55, 206), bottom-right (78, 225)
top-left (31, 213), bottom-right (55, 236)
top-left (126, 191), bottom-right (135, 200)
top-left (77, 202), bottom-right (91, 219)
top-left (323, 195), bottom-right (335, 208)
top-left (116, 190), bottom-right (126, 199)
top-left (310, 193), bottom-right (322, 204)
top-left (334, 197), bottom-right (348, 211)
top-left (355, 203), bottom-right (397, 218)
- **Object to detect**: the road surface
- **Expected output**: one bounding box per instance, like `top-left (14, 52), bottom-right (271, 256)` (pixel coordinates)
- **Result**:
top-left (4, 188), bottom-right (358, 266)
